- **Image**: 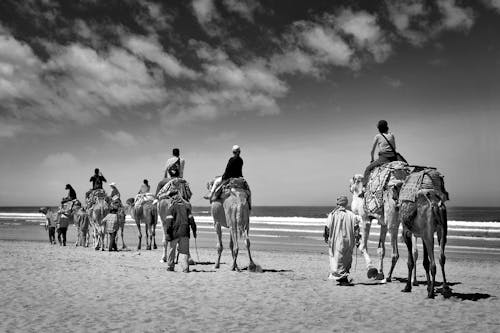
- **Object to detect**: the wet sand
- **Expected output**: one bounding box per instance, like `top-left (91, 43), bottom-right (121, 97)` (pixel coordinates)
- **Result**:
top-left (0, 239), bottom-right (498, 332)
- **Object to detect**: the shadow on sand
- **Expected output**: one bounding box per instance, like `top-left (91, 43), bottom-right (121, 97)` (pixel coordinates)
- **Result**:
top-left (435, 287), bottom-right (493, 301)
top-left (393, 277), bottom-right (462, 287)
top-left (194, 261), bottom-right (219, 266)
top-left (240, 266), bottom-right (293, 273)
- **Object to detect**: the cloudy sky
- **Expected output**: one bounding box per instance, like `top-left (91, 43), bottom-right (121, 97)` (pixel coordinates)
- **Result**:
top-left (0, 0), bottom-right (499, 207)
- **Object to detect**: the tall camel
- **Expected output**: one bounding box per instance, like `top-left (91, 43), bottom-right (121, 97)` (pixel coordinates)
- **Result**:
top-left (89, 196), bottom-right (109, 251)
top-left (125, 198), bottom-right (158, 250)
top-left (400, 190), bottom-right (449, 298)
top-left (350, 163), bottom-right (409, 282)
top-left (208, 178), bottom-right (256, 272)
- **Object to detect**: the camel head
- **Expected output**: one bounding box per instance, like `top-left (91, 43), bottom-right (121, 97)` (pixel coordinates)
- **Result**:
top-left (350, 174), bottom-right (364, 194)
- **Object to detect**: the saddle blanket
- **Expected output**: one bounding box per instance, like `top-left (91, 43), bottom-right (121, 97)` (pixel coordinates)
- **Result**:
top-left (103, 213), bottom-right (119, 233)
top-left (364, 161), bottom-right (407, 218)
top-left (158, 178), bottom-right (192, 201)
top-left (134, 193), bottom-right (155, 209)
top-left (399, 169), bottom-right (449, 203)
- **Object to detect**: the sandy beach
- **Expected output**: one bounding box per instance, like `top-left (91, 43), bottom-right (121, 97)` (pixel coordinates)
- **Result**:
top-left (1, 239), bottom-right (498, 333)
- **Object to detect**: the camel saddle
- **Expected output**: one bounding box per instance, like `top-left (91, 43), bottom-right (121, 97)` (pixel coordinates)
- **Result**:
top-left (213, 177), bottom-right (251, 205)
top-left (158, 178), bottom-right (192, 201)
top-left (86, 189), bottom-right (107, 209)
top-left (399, 168), bottom-right (449, 204)
top-left (134, 193), bottom-right (155, 209)
top-left (364, 161), bottom-right (408, 218)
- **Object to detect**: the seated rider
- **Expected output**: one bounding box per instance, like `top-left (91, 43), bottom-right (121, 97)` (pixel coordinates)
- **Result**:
top-left (109, 182), bottom-right (120, 200)
top-left (205, 145), bottom-right (243, 201)
top-left (139, 179), bottom-right (151, 194)
top-left (155, 148), bottom-right (185, 197)
top-left (362, 120), bottom-right (398, 190)
top-left (86, 168), bottom-right (107, 199)
top-left (61, 184), bottom-right (77, 204)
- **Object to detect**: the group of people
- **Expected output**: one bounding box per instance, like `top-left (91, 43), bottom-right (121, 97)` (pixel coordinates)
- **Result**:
top-left (325, 120), bottom-right (404, 284)
top-left (48, 118), bottom-right (401, 279)
top-left (47, 145), bottom-right (247, 272)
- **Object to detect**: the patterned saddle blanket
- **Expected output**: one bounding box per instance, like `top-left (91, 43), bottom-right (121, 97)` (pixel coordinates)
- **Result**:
top-left (364, 161), bottom-right (408, 218)
top-left (399, 168), bottom-right (449, 203)
top-left (134, 193), bottom-right (155, 209)
top-left (158, 178), bottom-right (192, 201)
top-left (87, 189), bottom-right (107, 208)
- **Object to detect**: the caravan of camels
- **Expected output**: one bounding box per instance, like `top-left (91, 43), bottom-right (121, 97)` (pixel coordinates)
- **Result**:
top-left (39, 121), bottom-right (450, 299)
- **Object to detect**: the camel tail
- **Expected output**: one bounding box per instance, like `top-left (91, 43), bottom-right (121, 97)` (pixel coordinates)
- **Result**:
top-left (236, 203), bottom-right (243, 238)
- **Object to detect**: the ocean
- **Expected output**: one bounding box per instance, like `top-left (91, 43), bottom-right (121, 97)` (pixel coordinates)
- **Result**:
top-left (1, 206), bottom-right (499, 222)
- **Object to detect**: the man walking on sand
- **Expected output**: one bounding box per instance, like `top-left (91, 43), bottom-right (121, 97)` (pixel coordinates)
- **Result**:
top-left (324, 196), bottom-right (361, 284)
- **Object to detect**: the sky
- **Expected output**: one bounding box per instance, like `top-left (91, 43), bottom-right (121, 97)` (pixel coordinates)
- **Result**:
top-left (0, 0), bottom-right (499, 207)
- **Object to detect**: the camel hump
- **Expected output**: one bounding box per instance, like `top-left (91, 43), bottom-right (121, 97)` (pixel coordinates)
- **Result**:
top-left (399, 168), bottom-right (448, 204)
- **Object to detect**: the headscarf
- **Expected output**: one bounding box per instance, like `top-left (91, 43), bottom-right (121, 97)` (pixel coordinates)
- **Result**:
top-left (336, 196), bottom-right (348, 207)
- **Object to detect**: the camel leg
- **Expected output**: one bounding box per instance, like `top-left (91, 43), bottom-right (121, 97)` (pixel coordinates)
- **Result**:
top-left (438, 205), bottom-right (450, 298)
top-left (422, 236), bottom-right (436, 299)
top-left (136, 222), bottom-right (142, 250)
top-left (386, 224), bottom-right (400, 282)
top-left (213, 222), bottom-right (223, 269)
top-left (244, 230), bottom-right (256, 272)
top-left (412, 236), bottom-right (419, 286)
top-left (401, 228), bottom-right (414, 293)
top-left (376, 224), bottom-right (388, 280)
top-left (145, 223), bottom-right (152, 250)
top-left (229, 228), bottom-right (239, 271)
top-left (152, 222), bottom-right (157, 250)
top-left (359, 221), bottom-right (373, 267)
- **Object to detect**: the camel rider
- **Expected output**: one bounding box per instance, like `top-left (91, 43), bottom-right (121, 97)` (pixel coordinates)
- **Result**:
top-left (61, 184), bottom-right (77, 204)
top-left (324, 196), bottom-right (361, 284)
top-left (362, 120), bottom-right (398, 190)
top-left (86, 168), bottom-right (107, 199)
top-left (205, 145), bottom-right (243, 201)
top-left (139, 179), bottom-right (151, 194)
top-left (109, 182), bottom-right (120, 200)
top-left (155, 148), bottom-right (185, 197)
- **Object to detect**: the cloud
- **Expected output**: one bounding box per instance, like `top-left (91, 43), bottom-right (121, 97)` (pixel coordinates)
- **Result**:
top-left (0, 123), bottom-right (23, 138)
top-left (41, 152), bottom-right (78, 168)
top-left (336, 10), bottom-right (392, 63)
top-left (222, 0), bottom-right (263, 22)
top-left (437, 0), bottom-right (474, 31)
top-left (101, 130), bottom-right (139, 146)
top-left (293, 21), bottom-right (353, 67)
top-left (123, 35), bottom-right (198, 79)
top-left (382, 76), bottom-right (403, 88)
top-left (482, 0), bottom-right (500, 12)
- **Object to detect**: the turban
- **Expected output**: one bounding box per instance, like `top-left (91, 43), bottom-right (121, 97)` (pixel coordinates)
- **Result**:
top-left (336, 196), bottom-right (348, 207)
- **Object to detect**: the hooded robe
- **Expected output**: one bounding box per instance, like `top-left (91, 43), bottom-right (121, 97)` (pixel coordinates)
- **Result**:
top-left (326, 206), bottom-right (360, 280)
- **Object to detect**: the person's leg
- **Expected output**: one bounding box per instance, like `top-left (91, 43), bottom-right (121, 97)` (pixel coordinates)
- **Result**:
top-left (166, 239), bottom-right (178, 271)
top-left (362, 157), bottom-right (389, 187)
top-left (62, 227), bottom-right (67, 246)
top-left (57, 228), bottom-right (62, 245)
top-left (49, 227), bottom-right (55, 244)
top-left (108, 232), bottom-right (114, 251)
top-left (205, 177), bottom-right (222, 200)
top-left (178, 237), bottom-right (190, 272)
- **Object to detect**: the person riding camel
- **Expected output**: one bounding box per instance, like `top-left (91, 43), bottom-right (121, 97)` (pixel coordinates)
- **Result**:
top-left (86, 168), bottom-right (107, 199)
top-left (109, 182), bottom-right (120, 201)
top-left (61, 184), bottom-right (76, 204)
top-left (155, 148), bottom-right (185, 197)
top-left (205, 145), bottom-right (243, 201)
top-left (139, 179), bottom-right (151, 194)
top-left (361, 120), bottom-right (399, 191)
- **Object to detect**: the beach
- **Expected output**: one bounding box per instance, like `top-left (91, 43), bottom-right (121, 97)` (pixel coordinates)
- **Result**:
top-left (1, 233), bottom-right (499, 332)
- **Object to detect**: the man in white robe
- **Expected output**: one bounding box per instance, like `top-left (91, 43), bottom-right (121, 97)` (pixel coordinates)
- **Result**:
top-left (325, 196), bottom-right (360, 283)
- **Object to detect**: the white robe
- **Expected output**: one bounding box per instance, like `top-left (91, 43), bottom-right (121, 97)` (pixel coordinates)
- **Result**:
top-left (326, 207), bottom-right (360, 279)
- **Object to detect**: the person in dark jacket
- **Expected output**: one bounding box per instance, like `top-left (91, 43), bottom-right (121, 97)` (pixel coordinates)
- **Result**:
top-left (205, 145), bottom-right (243, 201)
top-left (86, 168), bottom-right (107, 199)
top-left (162, 194), bottom-right (197, 272)
top-left (61, 184), bottom-right (77, 204)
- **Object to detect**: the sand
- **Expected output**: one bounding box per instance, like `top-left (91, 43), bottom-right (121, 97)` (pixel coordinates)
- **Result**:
top-left (0, 240), bottom-right (498, 333)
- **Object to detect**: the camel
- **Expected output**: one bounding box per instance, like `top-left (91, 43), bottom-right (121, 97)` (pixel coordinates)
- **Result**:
top-left (400, 190), bottom-right (449, 298)
top-left (125, 197), bottom-right (158, 250)
top-left (88, 196), bottom-right (109, 251)
top-left (349, 164), bottom-right (409, 282)
top-left (208, 178), bottom-right (256, 272)
top-left (73, 205), bottom-right (91, 247)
